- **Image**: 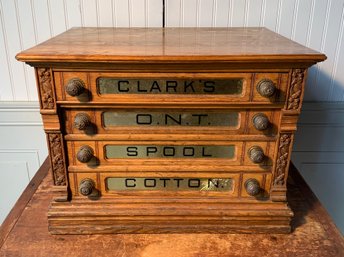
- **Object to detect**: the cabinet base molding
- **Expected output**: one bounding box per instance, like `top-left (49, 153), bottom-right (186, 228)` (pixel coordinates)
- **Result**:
top-left (48, 200), bottom-right (293, 234)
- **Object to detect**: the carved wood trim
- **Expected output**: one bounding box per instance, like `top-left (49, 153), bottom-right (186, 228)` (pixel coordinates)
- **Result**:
top-left (48, 133), bottom-right (67, 186)
top-left (273, 133), bottom-right (292, 186)
top-left (37, 68), bottom-right (55, 110)
top-left (286, 69), bottom-right (306, 110)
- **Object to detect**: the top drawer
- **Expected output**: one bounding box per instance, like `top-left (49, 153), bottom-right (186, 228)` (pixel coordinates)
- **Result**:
top-left (54, 72), bottom-right (289, 105)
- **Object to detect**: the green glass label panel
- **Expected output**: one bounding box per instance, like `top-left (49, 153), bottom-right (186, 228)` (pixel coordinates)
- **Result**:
top-left (105, 145), bottom-right (235, 159)
top-left (98, 78), bottom-right (243, 94)
top-left (106, 177), bottom-right (233, 191)
top-left (103, 112), bottom-right (239, 127)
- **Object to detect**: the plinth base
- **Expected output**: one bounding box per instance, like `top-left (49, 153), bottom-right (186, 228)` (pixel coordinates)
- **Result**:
top-left (48, 199), bottom-right (293, 234)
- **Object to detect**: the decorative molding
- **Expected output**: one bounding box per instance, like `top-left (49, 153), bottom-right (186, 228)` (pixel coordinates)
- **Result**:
top-left (280, 113), bottom-right (298, 131)
top-left (48, 133), bottom-right (66, 186)
top-left (0, 101), bottom-right (42, 126)
top-left (286, 69), bottom-right (305, 110)
top-left (301, 102), bottom-right (344, 110)
top-left (0, 101), bottom-right (40, 109)
top-left (37, 68), bottom-right (55, 110)
top-left (274, 133), bottom-right (292, 186)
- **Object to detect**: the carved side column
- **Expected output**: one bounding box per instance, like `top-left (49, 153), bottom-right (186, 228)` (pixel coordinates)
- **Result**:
top-left (36, 68), bottom-right (56, 110)
top-left (286, 69), bottom-right (306, 112)
top-left (35, 67), bottom-right (68, 201)
top-left (271, 69), bottom-right (306, 202)
top-left (47, 133), bottom-right (67, 186)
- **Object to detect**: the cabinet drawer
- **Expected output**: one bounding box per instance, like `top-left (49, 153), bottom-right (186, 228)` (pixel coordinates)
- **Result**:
top-left (68, 172), bottom-right (271, 199)
top-left (66, 140), bottom-right (276, 168)
top-left (63, 108), bottom-right (280, 138)
top-left (54, 72), bottom-right (289, 104)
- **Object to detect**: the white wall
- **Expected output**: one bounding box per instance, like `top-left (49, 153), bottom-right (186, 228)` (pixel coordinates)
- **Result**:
top-left (0, 102), bottom-right (48, 223)
top-left (0, 0), bottom-right (163, 224)
top-left (1, 0), bottom-right (344, 102)
top-left (0, 0), bottom-right (162, 102)
top-left (0, 0), bottom-right (343, 234)
top-left (292, 103), bottom-right (344, 234)
top-left (165, 0), bottom-right (344, 102)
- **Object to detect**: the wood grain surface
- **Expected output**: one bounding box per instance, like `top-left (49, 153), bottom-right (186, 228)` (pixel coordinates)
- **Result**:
top-left (15, 28), bottom-right (327, 234)
top-left (0, 158), bottom-right (50, 248)
top-left (0, 161), bottom-right (343, 257)
top-left (15, 27), bottom-right (326, 64)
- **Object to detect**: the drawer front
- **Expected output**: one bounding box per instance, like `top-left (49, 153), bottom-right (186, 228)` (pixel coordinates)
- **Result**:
top-left (56, 71), bottom-right (284, 203)
top-left (54, 72), bottom-right (289, 104)
top-left (63, 108), bottom-right (280, 138)
top-left (66, 140), bottom-right (276, 168)
top-left (68, 172), bottom-right (271, 199)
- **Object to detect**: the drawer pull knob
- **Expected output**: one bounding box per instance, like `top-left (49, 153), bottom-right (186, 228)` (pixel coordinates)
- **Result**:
top-left (79, 179), bottom-right (95, 196)
top-left (253, 113), bottom-right (270, 131)
top-left (77, 145), bottom-right (94, 163)
top-left (74, 113), bottom-right (91, 130)
top-left (248, 146), bottom-right (265, 164)
top-left (245, 178), bottom-right (261, 196)
top-left (65, 78), bottom-right (85, 96)
top-left (257, 79), bottom-right (276, 97)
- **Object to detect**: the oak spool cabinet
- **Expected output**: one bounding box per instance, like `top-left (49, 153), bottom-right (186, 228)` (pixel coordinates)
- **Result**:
top-left (16, 28), bottom-right (326, 234)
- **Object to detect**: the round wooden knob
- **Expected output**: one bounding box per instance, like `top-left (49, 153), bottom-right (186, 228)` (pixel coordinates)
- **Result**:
top-left (256, 79), bottom-right (276, 97)
top-left (248, 146), bottom-right (265, 164)
top-left (74, 113), bottom-right (91, 130)
top-left (252, 113), bottom-right (270, 131)
top-left (245, 178), bottom-right (261, 196)
top-left (79, 178), bottom-right (95, 196)
top-left (77, 145), bottom-right (94, 163)
top-left (65, 78), bottom-right (85, 96)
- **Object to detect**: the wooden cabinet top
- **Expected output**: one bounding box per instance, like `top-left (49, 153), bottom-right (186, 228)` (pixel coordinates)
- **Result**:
top-left (16, 27), bottom-right (326, 65)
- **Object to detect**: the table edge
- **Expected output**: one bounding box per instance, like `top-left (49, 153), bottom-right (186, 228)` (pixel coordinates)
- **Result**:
top-left (0, 157), bottom-right (50, 248)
